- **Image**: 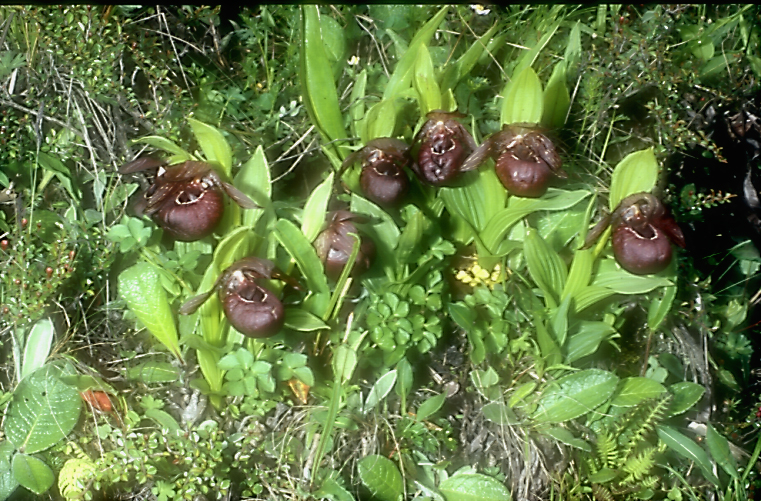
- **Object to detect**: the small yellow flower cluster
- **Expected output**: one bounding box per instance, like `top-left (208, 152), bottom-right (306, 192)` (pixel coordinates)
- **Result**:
top-left (454, 262), bottom-right (503, 289)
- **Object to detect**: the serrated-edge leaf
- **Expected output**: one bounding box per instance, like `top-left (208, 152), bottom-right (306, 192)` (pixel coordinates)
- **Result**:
top-left (608, 148), bottom-right (659, 210)
top-left (656, 425), bottom-right (719, 486)
top-left (187, 118), bottom-right (232, 174)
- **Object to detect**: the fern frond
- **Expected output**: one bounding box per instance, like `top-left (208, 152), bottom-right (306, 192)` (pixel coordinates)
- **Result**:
top-left (620, 394), bottom-right (671, 459)
top-left (621, 446), bottom-right (658, 484)
top-left (592, 483), bottom-right (615, 501)
top-left (596, 430), bottom-right (619, 470)
top-left (59, 455), bottom-right (97, 501)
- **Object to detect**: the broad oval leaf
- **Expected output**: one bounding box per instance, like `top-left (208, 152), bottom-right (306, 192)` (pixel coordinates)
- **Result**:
top-left (439, 473), bottom-right (512, 501)
top-left (668, 382), bottom-right (705, 416)
top-left (357, 455), bottom-right (403, 501)
top-left (532, 369), bottom-right (618, 424)
top-left (502, 66), bottom-right (543, 125)
top-left (608, 148), bottom-right (659, 210)
top-left (118, 262), bottom-right (182, 360)
top-left (5, 366), bottom-right (81, 454)
top-left (610, 377), bottom-right (667, 407)
top-left (11, 454), bottom-right (53, 495)
top-left (187, 118), bottom-right (232, 174)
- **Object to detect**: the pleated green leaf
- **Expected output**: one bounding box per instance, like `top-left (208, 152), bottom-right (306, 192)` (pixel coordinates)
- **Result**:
top-left (118, 262), bottom-right (182, 360)
top-left (501, 66), bottom-right (544, 125)
top-left (609, 148), bottom-right (659, 210)
top-left (302, 172), bottom-right (334, 242)
top-left (300, 6), bottom-right (348, 160)
top-left (525, 228), bottom-right (567, 307)
top-left (274, 218), bottom-right (330, 317)
top-left (414, 44), bottom-right (441, 115)
top-left (541, 61), bottom-right (571, 129)
top-left (187, 118), bottom-right (232, 175)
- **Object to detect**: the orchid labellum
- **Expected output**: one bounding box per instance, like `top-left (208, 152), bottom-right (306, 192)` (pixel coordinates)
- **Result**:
top-left (411, 110), bottom-right (478, 186)
top-left (314, 210), bottom-right (376, 280)
top-left (341, 138), bottom-right (411, 206)
top-left (119, 158), bottom-right (258, 241)
top-left (584, 193), bottom-right (686, 275)
top-left (180, 257), bottom-right (298, 338)
top-left (462, 124), bottom-right (566, 197)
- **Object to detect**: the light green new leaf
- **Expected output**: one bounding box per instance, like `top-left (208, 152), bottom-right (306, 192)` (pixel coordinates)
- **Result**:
top-left (439, 473), bottom-right (512, 501)
top-left (350, 69), bottom-right (368, 138)
top-left (383, 6), bottom-right (448, 101)
top-left (302, 172), bottom-right (334, 242)
top-left (358, 455), bottom-right (403, 501)
top-left (187, 118), bottom-right (232, 174)
top-left (541, 61), bottom-right (570, 129)
top-left (610, 377), bottom-right (667, 407)
top-left (562, 248), bottom-right (594, 302)
top-left (705, 423), bottom-right (739, 479)
top-left (12, 454), bottom-right (53, 495)
top-left (533, 369), bottom-right (618, 424)
top-left (414, 44), bottom-right (441, 115)
top-left (21, 318), bottom-right (54, 380)
top-left (132, 136), bottom-right (191, 160)
top-left (5, 366), bottom-right (81, 455)
top-left (656, 425), bottom-right (719, 486)
top-left (501, 66), bottom-right (544, 125)
top-left (364, 99), bottom-right (398, 143)
top-left (118, 262), bottom-right (182, 360)
top-left (236, 146), bottom-right (272, 229)
top-left (609, 148), bottom-right (659, 210)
